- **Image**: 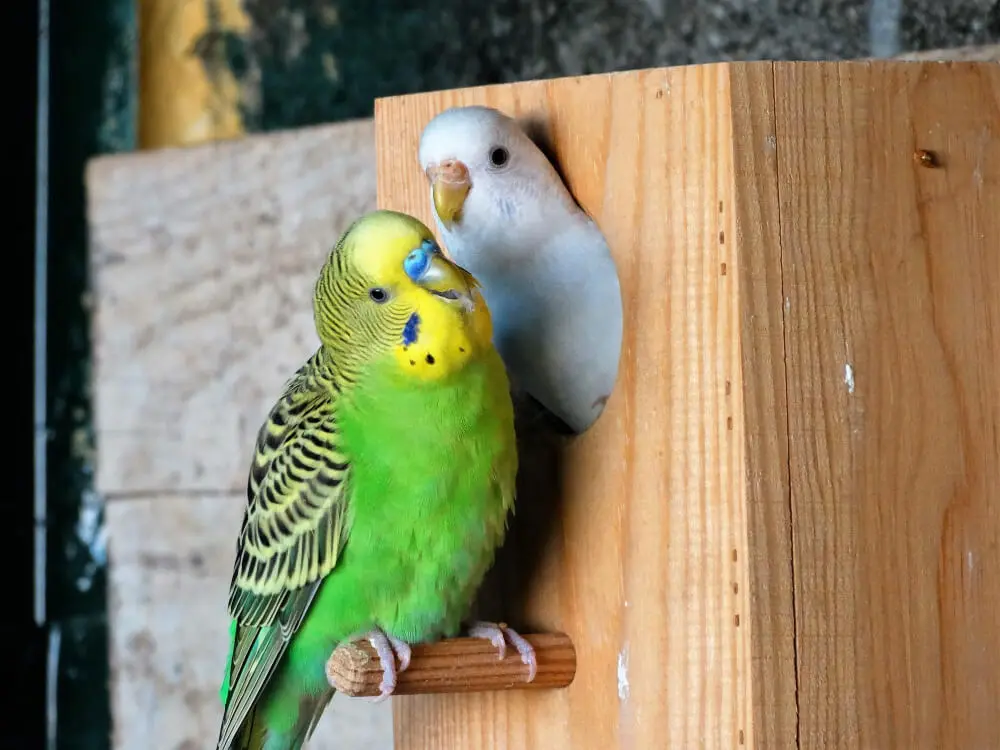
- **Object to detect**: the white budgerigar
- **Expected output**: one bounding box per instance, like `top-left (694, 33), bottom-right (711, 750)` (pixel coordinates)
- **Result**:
top-left (418, 105), bottom-right (623, 434)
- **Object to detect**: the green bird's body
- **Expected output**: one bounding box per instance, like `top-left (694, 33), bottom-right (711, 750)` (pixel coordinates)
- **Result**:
top-left (216, 211), bottom-right (529, 750)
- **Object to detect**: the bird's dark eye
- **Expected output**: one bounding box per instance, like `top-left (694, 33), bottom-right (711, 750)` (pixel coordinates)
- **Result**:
top-left (369, 287), bottom-right (389, 303)
top-left (488, 146), bottom-right (509, 168)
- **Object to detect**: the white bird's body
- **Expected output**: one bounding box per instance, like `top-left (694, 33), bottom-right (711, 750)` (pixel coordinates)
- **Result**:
top-left (418, 105), bottom-right (623, 433)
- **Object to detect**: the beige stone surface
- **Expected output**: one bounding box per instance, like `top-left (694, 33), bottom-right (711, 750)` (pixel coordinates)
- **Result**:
top-left (107, 494), bottom-right (392, 750)
top-left (87, 119), bottom-right (378, 497)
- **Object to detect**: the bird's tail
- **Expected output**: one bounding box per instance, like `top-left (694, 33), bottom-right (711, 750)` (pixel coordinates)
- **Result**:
top-left (232, 708), bottom-right (268, 750)
top-left (303, 690), bottom-right (336, 743)
top-left (224, 689), bottom-right (336, 750)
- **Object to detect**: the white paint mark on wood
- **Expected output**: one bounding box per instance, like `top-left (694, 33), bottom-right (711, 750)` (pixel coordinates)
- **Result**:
top-left (844, 363), bottom-right (856, 394)
top-left (617, 643), bottom-right (630, 702)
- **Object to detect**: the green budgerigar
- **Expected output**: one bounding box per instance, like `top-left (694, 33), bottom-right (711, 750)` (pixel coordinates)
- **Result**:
top-left (216, 210), bottom-right (537, 750)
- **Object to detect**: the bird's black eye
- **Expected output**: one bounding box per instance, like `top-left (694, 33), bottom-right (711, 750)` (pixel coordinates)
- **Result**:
top-left (368, 287), bottom-right (389, 303)
top-left (488, 146), bottom-right (509, 168)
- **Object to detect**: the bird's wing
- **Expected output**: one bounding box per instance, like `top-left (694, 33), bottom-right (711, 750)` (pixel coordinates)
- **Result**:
top-left (216, 351), bottom-right (351, 749)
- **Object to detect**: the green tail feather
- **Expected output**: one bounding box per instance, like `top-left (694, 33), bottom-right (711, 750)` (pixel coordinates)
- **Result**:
top-left (220, 618), bottom-right (238, 706)
top-left (304, 691), bottom-right (336, 743)
top-left (234, 708), bottom-right (265, 750)
top-left (227, 691), bottom-right (335, 750)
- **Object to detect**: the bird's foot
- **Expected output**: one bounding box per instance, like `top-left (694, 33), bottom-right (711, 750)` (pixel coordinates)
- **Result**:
top-left (467, 620), bottom-right (538, 682)
top-left (362, 629), bottom-right (413, 702)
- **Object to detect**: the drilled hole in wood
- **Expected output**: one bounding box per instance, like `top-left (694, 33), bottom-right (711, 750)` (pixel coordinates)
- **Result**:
top-left (914, 148), bottom-right (941, 168)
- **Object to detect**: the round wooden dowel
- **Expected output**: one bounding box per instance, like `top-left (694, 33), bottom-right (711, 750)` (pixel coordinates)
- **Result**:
top-left (326, 632), bottom-right (576, 697)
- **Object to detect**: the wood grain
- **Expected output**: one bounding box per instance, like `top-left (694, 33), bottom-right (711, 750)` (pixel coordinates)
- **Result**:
top-left (87, 119), bottom-right (376, 497)
top-left (376, 59), bottom-right (1000, 749)
top-left (327, 634), bottom-right (576, 697)
top-left (106, 494), bottom-right (393, 750)
top-left (773, 61), bottom-right (1000, 749)
top-left (729, 64), bottom-right (798, 750)
top-left (376, 63), bottom-right (756, 750)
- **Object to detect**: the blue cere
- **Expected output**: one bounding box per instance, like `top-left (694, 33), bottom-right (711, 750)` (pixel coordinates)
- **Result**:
top-left (404, 246), bottom-right (431, 281)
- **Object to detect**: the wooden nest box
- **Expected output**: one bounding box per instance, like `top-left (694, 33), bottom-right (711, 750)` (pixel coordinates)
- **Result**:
top-left (373, 61), bottom-right (999, 749)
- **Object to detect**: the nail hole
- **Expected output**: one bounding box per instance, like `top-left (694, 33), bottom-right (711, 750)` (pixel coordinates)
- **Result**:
top-left (914, 149), bottom-right (940, 168)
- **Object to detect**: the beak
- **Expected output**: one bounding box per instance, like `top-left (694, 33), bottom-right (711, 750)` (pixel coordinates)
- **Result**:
top-left (415, 252), bottom-right (477, 312)
top-left (426, 159), bottom-right (471, 229)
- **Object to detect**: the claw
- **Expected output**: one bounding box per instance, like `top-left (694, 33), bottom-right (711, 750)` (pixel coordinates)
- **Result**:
top-left (468, 621), bottom-right (507, 660)
top-left (358, 629), bottom-right (414, 702)
top-left (387, 635), bottom-right (413, 673)
top-left (467, 621), bottom-right (538, 682)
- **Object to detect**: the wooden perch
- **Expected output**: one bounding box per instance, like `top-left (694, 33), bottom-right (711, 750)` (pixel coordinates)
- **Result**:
top-left (326, 632), bottom-right (575, 697)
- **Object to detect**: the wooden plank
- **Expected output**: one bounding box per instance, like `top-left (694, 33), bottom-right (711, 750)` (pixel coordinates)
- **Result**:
top-left (773, 60), bottom-right (1000, 749)
top-left (86, 118), bottom-right (376, 497)
top-left (376, 64), bottom-right (756, 750)
top-left (106, 494), bottom-right (393, 750)
top-left (729, 63), bottom-right (798, 749)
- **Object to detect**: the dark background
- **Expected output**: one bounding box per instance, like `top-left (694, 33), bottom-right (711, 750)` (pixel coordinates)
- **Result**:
top-left (20, 0), bottom-right (998, 748)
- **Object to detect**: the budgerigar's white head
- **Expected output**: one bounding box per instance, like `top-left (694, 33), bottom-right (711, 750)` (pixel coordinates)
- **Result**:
top-left (418, 106), bottom-right (578, 266)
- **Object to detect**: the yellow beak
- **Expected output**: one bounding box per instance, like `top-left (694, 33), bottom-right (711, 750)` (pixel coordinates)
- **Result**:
top-left (426, 159), bottom-right (471, 228)
top-left (416, 252), bottom-right (476, 312)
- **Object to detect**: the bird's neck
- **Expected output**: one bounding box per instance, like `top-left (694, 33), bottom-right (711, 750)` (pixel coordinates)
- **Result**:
top-left (337, 346), bottom-right (511, 444)
top-left (312, 345), bottom-right (352, 391)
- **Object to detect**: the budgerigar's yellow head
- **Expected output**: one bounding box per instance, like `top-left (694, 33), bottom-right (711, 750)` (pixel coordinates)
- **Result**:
top-left (314, 210), bottom-right (493, 380)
